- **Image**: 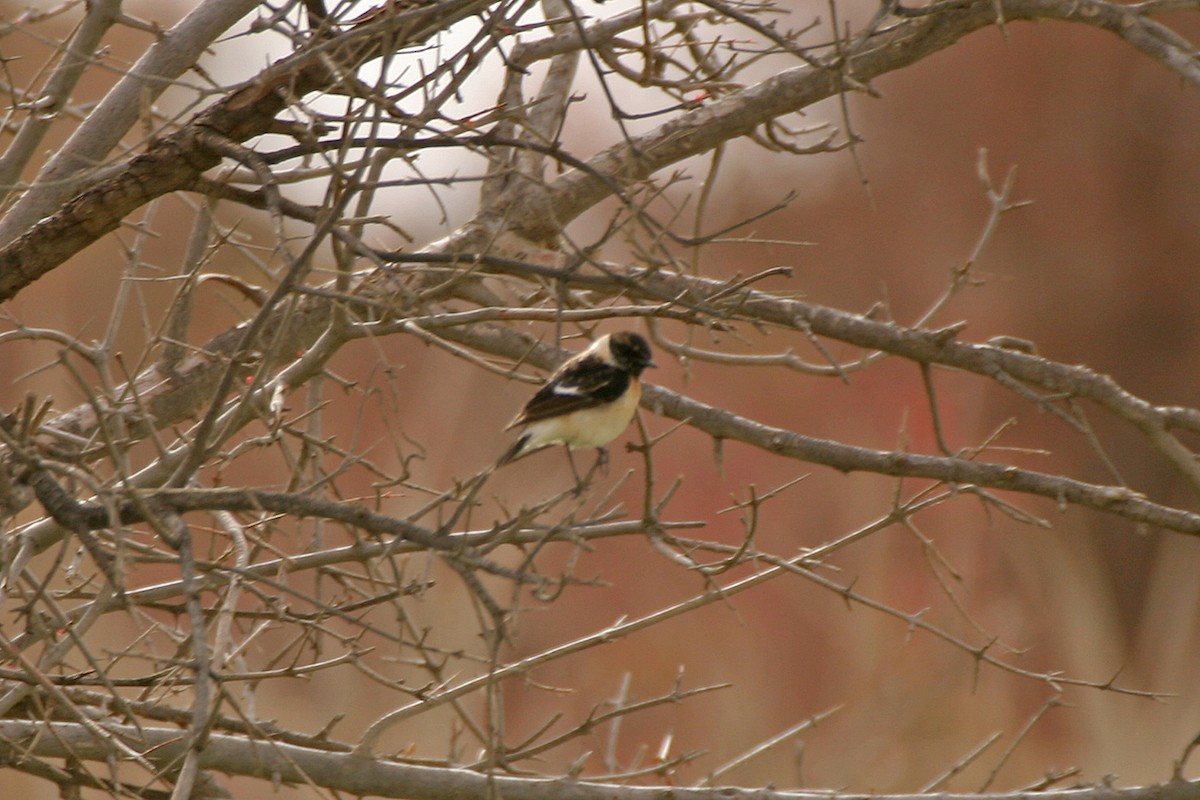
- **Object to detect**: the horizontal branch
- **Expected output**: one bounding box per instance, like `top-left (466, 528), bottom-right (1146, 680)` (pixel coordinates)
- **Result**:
top-left (616, 261), bottom-right (1200, 417)
top-left (2, 720), bottom-right (1197, 800)
top-left (433, 248), bottom-right (1200, 497)
top-left (19, 250), bottom-right (1200, 556)
top-left (12, 504), bottom-right (699, 652)
top-left (431, 323), bottom-right (1200, 536)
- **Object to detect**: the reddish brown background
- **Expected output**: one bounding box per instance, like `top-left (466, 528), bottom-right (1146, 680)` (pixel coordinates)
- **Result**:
top-left (2, 1), bottom-right (1199, 796)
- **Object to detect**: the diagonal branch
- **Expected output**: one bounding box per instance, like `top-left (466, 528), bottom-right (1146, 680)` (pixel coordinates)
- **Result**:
top-left (0, 0), bottom-right (492, 302)
top-left (0, 0), bottom-right (262, 235)
top-left (499, 0), bottom-right (1200, 241)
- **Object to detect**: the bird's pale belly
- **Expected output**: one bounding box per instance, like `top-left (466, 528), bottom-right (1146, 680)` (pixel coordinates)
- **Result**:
top-left (526, 380), bottom-right (642, 450)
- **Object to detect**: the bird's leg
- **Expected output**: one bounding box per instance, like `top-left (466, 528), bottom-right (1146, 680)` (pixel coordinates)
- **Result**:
top-left (594, 447), bottom-right (609, 474)
top-left (564, 447), bottom-right (585, 495)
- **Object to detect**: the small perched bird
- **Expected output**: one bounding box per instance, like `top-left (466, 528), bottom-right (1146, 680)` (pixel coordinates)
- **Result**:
top-left (498, 331), bottom-right (655, 467)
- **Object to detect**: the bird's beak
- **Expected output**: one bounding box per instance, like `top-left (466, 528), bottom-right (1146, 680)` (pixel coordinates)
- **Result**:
top-left (646, 360), bottom-right (658, 369)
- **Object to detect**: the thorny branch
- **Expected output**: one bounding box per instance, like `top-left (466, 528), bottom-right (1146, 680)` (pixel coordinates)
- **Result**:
top-left (1, 0), bottom-right (1199, 797)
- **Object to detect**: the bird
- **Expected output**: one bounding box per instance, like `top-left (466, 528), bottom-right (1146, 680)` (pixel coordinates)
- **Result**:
top-left (497, 331), bottom-right (656, 469)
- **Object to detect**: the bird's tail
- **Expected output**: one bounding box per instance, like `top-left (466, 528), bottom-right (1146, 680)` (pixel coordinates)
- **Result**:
top-left (495, 432), bottom-right (532, 468)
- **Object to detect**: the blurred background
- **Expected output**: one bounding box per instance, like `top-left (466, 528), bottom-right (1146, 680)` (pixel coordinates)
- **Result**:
top-left (2, 0), bottom-right (1200, 796)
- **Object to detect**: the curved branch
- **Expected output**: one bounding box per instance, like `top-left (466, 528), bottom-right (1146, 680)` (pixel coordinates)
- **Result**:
top-left (503, 0), bottom-right (1200, 240)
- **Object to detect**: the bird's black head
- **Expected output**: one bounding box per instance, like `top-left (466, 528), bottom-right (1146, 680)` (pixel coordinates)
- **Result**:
top-left (609, 331), bottom-right (655, 376)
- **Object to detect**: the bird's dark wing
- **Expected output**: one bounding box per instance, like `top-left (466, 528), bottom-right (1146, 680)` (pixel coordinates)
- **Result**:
top-left (508, 355), bottom-right (631, 427)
